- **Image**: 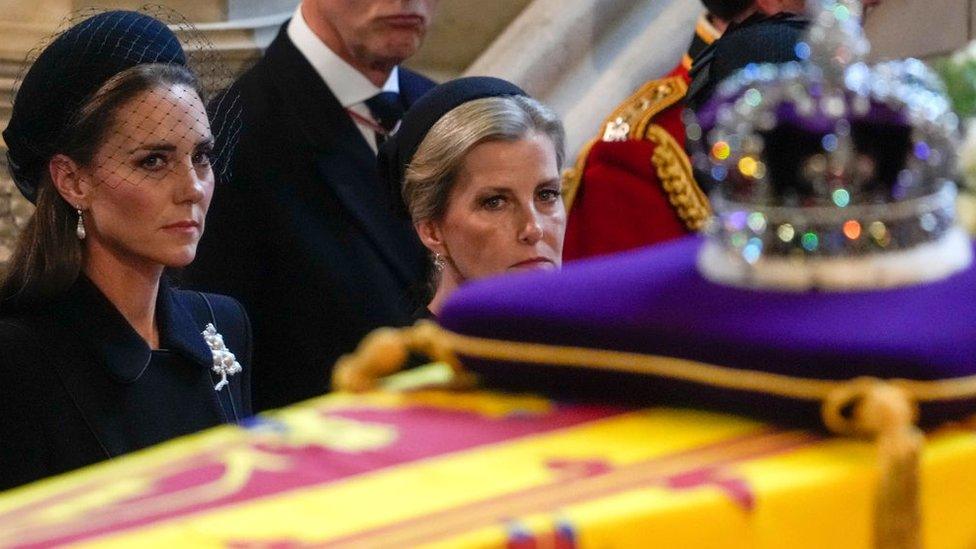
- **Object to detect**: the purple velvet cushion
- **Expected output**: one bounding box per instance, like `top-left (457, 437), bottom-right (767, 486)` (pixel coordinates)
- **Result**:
top-left (439, 235), bottom-right (976, 427)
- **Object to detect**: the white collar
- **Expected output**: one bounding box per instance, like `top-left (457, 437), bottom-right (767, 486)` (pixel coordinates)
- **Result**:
top-left (286, 4), bottom-right (399, 108)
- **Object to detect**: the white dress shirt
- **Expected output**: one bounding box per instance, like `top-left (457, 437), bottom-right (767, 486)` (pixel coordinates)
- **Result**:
top-left (287, 5), bottom-right (399, 153)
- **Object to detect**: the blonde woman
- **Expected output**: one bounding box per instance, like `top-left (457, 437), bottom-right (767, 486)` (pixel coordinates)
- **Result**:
top-left (380, 77), bottom-right (567, 318)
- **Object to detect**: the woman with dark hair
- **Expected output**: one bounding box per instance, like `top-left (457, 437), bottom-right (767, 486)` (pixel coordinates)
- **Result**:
top-left (0, 11), bottom-right (251, 491)
top-left (380, 77), bottom-right (568, 318)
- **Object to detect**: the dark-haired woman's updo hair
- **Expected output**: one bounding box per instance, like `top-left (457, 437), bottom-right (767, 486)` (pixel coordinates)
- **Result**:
top-left (0, 63), bottom-right (203, 310)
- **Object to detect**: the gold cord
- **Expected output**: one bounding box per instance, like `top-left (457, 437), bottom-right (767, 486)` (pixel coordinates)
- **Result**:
top-left (333, 323), bottom-right (971, 549)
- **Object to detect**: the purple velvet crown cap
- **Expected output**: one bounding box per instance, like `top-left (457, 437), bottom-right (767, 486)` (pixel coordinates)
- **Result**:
top-left (694, 66), bottom-right (910, 139)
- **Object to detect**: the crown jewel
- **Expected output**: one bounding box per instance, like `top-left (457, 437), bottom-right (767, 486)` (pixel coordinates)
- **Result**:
top-left (688, 0), bottom-right (970, 290)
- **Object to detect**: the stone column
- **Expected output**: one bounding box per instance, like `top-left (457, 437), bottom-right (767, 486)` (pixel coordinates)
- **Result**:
top-left (864, 0), bottom-right (972, 61)
top-left (464, 0), bottom-right (700, 160)
top-left (404, 0), bottom-right (532, 82)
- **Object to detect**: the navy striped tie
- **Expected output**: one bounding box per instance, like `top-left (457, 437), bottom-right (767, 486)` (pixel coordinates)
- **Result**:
top-left (365, 92), bottom-right (404, 145)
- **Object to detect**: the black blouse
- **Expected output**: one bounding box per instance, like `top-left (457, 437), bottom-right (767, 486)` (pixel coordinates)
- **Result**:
top-left (412, 305), bottom-right (436, 322)
top-left (0, 276), bottom-right (251, 491)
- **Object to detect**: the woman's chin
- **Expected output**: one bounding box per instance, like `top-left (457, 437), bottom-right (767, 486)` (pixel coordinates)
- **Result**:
top-left (160, 247), bottom-right (198, 269)
top-left (507, 260), bottom-right (557, 272)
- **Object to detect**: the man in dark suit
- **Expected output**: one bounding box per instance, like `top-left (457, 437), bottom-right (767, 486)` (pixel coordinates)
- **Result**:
top-left (186, 0), bottom-right (439, 411)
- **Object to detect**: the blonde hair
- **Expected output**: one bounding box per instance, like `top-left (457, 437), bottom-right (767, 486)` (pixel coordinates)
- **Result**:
top-left (402, 95), bottom-right (565, 223)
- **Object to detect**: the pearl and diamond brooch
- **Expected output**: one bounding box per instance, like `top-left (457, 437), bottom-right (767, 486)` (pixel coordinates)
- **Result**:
top-left (202, 323), bottom-right (242, 391)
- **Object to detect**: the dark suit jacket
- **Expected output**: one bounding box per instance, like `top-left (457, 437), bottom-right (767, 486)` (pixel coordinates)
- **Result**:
top-left (686, 12), bottom-right (808, 112)
top-left (184, 26), bottom-right (434, 411)
top-left (0, 276), bottom-right (251, 492)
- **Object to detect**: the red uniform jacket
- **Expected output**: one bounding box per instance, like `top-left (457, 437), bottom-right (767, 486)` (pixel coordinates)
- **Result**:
top-left (563, 17), bottom-right (719, 261)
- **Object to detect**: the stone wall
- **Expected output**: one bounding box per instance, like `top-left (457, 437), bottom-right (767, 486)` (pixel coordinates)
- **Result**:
top-left (462, 0), bottom-right (700, 160)
top-left (864, 0), bottom-right (973, 61)
top-left (404, 0), bottom-right (531, 82)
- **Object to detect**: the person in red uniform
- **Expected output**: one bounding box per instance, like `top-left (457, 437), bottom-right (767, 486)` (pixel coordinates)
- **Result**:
top-left (561, 1), bottom-right (755, 260)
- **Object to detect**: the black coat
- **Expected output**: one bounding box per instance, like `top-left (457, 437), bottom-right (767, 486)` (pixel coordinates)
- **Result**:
top-left (0, 276), bottom-right (251, 492)
top-left (184, 26), bottom-right (434, 411)
top-left (686, 12), bottom-right (808, 113)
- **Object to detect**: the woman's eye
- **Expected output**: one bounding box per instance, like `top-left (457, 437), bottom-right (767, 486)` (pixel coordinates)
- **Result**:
top-left (192, 149), bottom-right (213, 166)
top-left (537, 188), bottom-right (562, 202)
top-left (482, 196), bottom-right (506, 210)
top-left (140, 154), bottom-right (167, 171)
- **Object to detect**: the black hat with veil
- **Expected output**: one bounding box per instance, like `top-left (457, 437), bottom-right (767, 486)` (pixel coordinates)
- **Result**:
top-left (2, 5), bottom-right (240, 204)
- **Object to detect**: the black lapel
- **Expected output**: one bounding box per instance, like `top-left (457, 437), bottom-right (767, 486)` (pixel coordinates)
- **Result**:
top-left (266, 29), bottom-right (424, 287)
top-left (64, 276), bottom-right (212, 381)
top-left (687, 27), bottom-right (712, 64)
top-left (68, 276), bottom-right (153, 383)
top-left (314, 146), bottom-right (422, 287)
top-left (264, 27), bottom-right (373, 155)
top-left (40, 277), bottom-right (223, 458)
top-left (157, 278), bottom-right (214, 369)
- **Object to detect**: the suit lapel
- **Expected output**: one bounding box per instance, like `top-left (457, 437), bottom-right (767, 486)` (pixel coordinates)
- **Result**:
top-left (314, 145), bottom-right (421, 287)
top-left (266, 29), bottom-right (424, 287)
top-left (41, 278), bottom-right (224, 458)
top-left (157, 280), bottom-right (216, 369)
top-left (264, 28), bottom-right (369, 155)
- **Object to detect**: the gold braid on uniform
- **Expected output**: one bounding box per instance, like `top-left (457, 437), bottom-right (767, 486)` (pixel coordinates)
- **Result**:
top-left (564, 77), bottom-right (691, 210)
top-left (644, 124), bottom-right (711, 231)
top-left (613, 75), bottom-right (687, 141)
top-left (563, 75), bottom-right (710, 233)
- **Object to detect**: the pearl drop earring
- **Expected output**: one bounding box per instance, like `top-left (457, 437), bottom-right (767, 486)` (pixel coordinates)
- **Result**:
top-left (75, 208), bottom-right (86, 240)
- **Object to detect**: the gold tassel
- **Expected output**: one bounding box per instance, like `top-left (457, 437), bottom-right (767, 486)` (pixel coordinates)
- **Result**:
top-left (332, 321), bottom-right (462, 392)
top-left (823, 379), bottom-right (923, 549)
top-left (335, 326), bottom-right (928, 547)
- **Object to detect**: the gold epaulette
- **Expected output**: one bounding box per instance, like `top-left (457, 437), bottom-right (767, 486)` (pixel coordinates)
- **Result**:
top-left (563, 76), bottom-right (688, 211)
top-left (563, 75), bottom-right (710, 232)
top-left (600, 75), bottom-right (688, 142)
top-left (561, 136), bottom-right (598, 210)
